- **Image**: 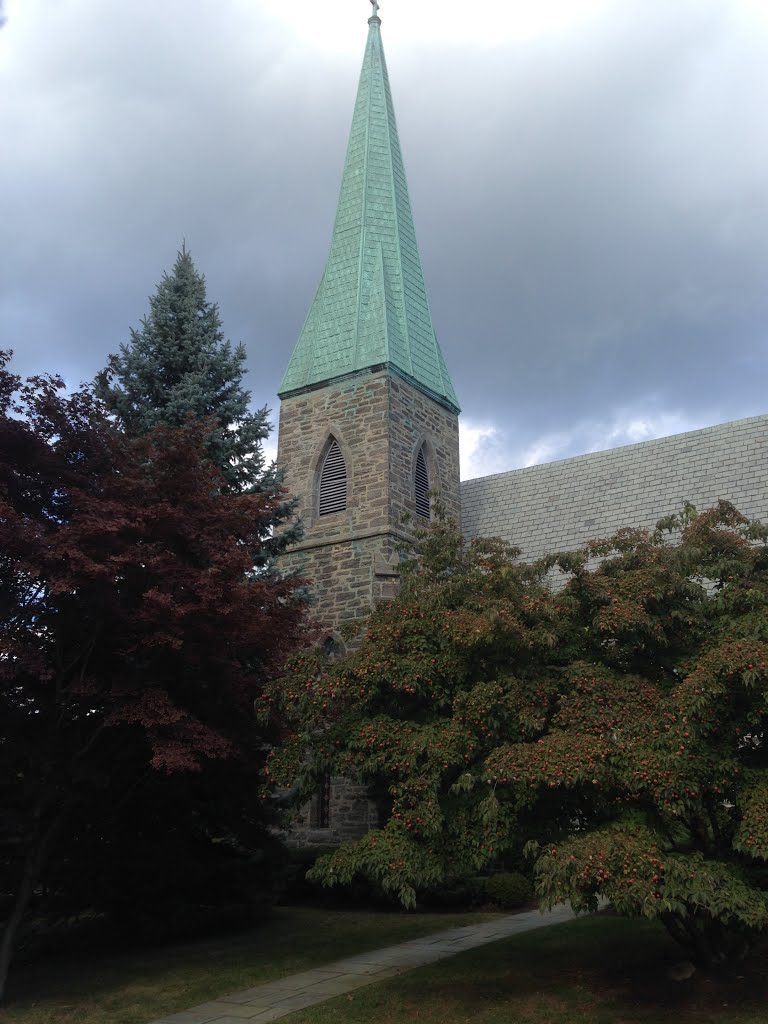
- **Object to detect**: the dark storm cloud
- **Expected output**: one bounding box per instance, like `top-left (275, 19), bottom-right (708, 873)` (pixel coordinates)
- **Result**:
top-left (1, 0), bottom-right (766, 476)
top-left (401, 0), bottom-right (768, 469)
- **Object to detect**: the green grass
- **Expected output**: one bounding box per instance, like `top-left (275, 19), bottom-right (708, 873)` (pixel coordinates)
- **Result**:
top-left (289, 915), bottom-right (768, 1024)
top-left (0, 907), bottom-right (493, 1024)
top-left (6, 911), bottom-right (768, 1024)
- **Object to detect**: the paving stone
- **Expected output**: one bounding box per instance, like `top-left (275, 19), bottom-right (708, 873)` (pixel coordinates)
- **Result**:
top-left (203, 1011), bottom-right (294, 1023)
top-left (189, 1004), bottom-right (268, 1020)
top-left (206, 1017), bottom-right (287, 1024)
top-left (249, 970), bottom-right (343, 991)
top-left (383, 952), bottom-right (440, 966)
top-left (224, 993), bottom-right (295, 1010)
top-left (329, 961), bottom-right (400, 976)
top-left (303, 974), bottom-right (377, 995)
top-left (242, 1012), bottom-right (295, 1022)
top-left (268, 991), bottom-right (328, 1011)
top-left (404, 948), bottom-right (448, 960)
top-left (218, 990), bottom-right (277, 1006)
top-left (152, 1011), bottom-right (222, 1024)
top-left (334, 953), bottom-right (395, 966)
top-left (179, 1004), bottom-right (252, 1021)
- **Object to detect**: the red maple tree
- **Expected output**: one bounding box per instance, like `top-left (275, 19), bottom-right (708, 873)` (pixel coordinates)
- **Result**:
top-left (0, 353), bottom-right (307, 998)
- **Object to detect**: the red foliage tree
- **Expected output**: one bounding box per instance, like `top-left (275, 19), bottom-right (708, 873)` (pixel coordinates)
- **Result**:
top-left (0, 353), bottom-right (306, 999)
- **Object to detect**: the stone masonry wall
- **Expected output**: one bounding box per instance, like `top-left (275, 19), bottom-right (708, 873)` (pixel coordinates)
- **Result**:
top-left (278, 367), bottom-right (461, 633)
top-left (286, 777), bottom-right (382, 850)
top-left (389, 374), bottom-right (461, 527)
top-left (277, 367), bottom-right (460, 844)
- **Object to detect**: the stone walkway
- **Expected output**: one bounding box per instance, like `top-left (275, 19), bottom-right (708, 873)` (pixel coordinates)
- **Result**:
top-left (149, 904), bottom-right (576, 1024)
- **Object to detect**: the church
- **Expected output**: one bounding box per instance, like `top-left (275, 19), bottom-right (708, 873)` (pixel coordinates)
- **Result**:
top-left (276, 3), bottom-right (768, 843)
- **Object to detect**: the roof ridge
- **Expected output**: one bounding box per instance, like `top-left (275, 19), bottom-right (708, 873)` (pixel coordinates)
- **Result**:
top-left (380, 63), bottom-right (413, 380)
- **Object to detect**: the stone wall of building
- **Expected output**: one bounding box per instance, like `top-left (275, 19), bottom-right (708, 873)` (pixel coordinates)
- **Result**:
top-left (277, 366), bottom-right (460, 846)
top-left (388, 373), bottom-right (461, 527)
top-left (278, 366), bottom-right (460, 634)
top-left (286, 776), bottom-right (383, 848)
top-left (461, 414), bottom-right (768, 560)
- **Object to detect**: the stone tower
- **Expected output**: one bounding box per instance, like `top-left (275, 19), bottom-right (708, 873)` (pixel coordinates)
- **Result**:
top-left (277, 4), bottom-right (461, 652)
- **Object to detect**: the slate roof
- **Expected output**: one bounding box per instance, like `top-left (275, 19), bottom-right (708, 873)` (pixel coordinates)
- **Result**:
top-left (461, 415), bottom-right (768, 560)
top-left (279, 13), bottom-right (459, 414)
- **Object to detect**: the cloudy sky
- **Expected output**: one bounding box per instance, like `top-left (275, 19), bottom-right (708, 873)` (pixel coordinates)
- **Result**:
top-left (1, 0), bottom-right (767, 478)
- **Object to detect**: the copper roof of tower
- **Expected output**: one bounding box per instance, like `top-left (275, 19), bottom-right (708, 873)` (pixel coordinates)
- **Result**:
top-left (279, 5), bottom-right (460, 414)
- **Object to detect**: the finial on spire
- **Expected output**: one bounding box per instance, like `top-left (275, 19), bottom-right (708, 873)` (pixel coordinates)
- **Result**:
top-left (369, 0), bottom-right (381, 23)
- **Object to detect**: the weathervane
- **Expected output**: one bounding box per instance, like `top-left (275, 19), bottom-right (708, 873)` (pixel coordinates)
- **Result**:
top-left (369, 0), bottom-right (380, 19)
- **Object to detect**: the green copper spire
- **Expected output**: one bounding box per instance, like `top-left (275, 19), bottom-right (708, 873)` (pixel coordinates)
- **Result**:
top-left (279, 3), bottom-right (460, 413)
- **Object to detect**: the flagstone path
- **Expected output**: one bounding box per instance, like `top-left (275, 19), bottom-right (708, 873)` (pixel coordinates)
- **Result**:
top-left (148, 904), bottom-right (576, 1024)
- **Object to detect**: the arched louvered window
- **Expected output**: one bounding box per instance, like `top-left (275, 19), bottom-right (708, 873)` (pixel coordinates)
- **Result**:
top-left (318, 438), bottom-right (347, 516)
top-left (415, 445), bottom-right (431, 519)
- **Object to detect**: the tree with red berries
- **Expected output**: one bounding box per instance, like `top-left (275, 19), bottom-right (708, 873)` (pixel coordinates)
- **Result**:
top-left (264, 514), bottom-right (563, 902)
top-left (265, 503), bottom-right (768, 968)
top-left (0, 352), bottom-right (306, 999)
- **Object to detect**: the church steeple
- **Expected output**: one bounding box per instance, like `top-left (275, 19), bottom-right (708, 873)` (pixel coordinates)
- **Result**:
top-left (279, 3), bottom-right (459, 414)
top-left (276, 0), bottom-right (461, 846)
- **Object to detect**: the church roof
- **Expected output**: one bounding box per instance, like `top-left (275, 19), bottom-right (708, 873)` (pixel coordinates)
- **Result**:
top-left (461, 414), bottom-right (768, 562)
top-left (279, 10), bottom-right (460, 414)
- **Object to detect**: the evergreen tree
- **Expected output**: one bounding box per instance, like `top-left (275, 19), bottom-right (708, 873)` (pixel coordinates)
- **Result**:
top-left (97, 245), bottom-right (269, 493)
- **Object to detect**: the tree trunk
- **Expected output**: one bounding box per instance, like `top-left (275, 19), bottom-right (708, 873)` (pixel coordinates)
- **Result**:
top-left (660, 911), bottom-right (690, 951)
top-left (661, 910), bottom-right (752, 970)
top-left (0, 806), bottom-right (69, 1004)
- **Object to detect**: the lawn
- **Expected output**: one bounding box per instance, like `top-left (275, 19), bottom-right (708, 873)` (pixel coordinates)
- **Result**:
top-left (288, 914), bottom-right (768, 1024)
top-left (0, 906), bottom-right (492, 1024)
top-left (5, 910), bottom-right (768, 1024)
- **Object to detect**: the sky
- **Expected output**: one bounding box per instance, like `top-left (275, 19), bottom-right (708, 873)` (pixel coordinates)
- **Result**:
top-left (1, 0), bottom-right (767, 479)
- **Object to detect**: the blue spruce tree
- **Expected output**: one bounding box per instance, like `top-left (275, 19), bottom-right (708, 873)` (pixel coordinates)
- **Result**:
top-left (98, 245), bottom-right (271, 495)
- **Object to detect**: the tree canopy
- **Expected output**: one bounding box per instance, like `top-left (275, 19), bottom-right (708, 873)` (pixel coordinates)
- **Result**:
top-left (96, 245), bottom-right (271, 493)
top-left (0, 352), bottom-right (307, 997)
top-left (264, 504), bottom-right (768, 967)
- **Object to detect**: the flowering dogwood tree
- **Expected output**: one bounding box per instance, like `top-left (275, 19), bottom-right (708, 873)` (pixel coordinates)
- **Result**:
top-left (265, 503), bottom-right (768, 967)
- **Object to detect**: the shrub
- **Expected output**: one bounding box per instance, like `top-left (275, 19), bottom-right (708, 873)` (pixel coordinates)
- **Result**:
top-left (279, 847), bottom-right (395, 909)
top-left (481, 872), bottom-right (533, 910)
top-left (279, 847), bottom-right (331, 905)
top-left (418, 879), bottom-right (480, 910)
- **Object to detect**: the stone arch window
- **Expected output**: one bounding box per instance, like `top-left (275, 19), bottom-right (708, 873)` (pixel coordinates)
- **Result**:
top-left (321, 635), bottom-right (346, 660)
top-left (318, 437), bottom-right (347, 516)
top-left (415, 444), bottom-right (431, 519)
top-left (310, 772), bottom-right (332, 829)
